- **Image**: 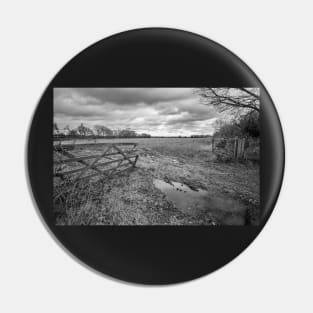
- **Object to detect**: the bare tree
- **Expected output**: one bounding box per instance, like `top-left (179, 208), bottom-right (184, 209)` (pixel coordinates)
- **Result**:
top-left (69, 129), bottom-right (78, 137)
top-left (195, 88), bottom-right (260, 117)
top-left (93, 125), bottom-right (102, 136)
top-left (100, 126), bottom-right (113, 137)
top-left (53, 123), bottom-right (62, 138)
top-left (93, 125), bottom-right (113, 137)
top-left (77, 123), bottom-right (87, 136)
top-left (64, 125), bottom-right (71, 135)
top-left (119, 128), bottom-right (137, 138)
top-left (53, 123), bottom-right (59, 133)
top-left (83, 126), bottom-right (94, 137)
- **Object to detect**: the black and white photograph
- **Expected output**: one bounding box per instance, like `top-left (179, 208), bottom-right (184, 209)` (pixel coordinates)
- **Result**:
top-left (53, 87), bottom-right (260, 225)
top-left (6, 0), bottom-right (313, 309)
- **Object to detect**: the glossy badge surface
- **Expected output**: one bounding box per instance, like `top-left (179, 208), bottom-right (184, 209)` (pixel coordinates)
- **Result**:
top-left (27, 28), bottom-right (284, 284)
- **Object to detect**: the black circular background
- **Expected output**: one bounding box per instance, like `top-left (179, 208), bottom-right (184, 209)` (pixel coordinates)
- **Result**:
top-left (27, 28), bottom-right (284, 284)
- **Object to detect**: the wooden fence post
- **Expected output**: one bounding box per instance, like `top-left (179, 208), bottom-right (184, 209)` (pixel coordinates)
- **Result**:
top-left (233, 137), bottom-right (238, 159)
top-left (239, 138), bottom-right (246, 159)
top-left (234, 138), bottom-right (246, 160)
top-left (208, 136), bottom-right (248, 161)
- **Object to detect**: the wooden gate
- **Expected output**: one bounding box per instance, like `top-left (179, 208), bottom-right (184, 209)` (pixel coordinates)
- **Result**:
top-left (212, 137), bottom-right (246, 160)
top-left (53, 143), bottom-right (138, 181)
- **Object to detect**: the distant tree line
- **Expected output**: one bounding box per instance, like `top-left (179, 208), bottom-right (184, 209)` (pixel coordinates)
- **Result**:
top-left (53, 123), bottom-right (151, 139)
top-left (190, 134), bottom-right (212, 138)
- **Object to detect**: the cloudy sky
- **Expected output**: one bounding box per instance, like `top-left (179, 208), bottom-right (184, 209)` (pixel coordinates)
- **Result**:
top-left (54, 88), bottom-right (219, 136)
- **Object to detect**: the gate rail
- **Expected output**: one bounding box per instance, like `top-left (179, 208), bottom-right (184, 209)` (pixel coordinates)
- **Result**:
top-left (53, 143), bottom-right (139, 181)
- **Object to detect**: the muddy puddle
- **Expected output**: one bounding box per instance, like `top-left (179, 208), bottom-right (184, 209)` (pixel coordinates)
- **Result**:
top-left (153, 179), bottom-right (248, 225)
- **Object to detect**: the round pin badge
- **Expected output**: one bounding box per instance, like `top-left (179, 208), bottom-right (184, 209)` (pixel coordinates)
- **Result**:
top-left (27, 28), bottom-right (284, 284)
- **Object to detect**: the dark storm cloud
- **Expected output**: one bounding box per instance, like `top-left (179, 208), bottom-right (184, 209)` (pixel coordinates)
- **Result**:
top-left (55, 88), bottom-right (194, 106)
top-left (165, 111), bottom-right (215, 125)
top-left (54, 88), bottom-right (218, 136)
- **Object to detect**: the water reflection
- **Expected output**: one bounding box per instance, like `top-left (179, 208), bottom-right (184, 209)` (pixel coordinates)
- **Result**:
top-left (153, 179), bottom-right (247, 225)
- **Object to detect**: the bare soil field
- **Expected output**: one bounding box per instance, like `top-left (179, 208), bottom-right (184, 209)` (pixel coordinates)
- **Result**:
top-left (54, 138), bottom-right (260, 225)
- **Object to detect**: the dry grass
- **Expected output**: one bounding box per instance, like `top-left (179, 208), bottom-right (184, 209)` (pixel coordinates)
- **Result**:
top-left (53, 138), bottom-right (260, 225)
top-left (53, 177), bottom-right (106, 225)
